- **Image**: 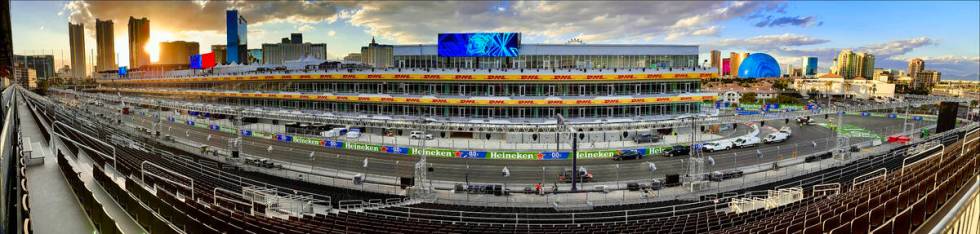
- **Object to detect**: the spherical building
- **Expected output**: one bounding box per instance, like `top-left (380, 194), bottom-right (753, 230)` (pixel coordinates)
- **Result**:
top-left (737, 53), bottom-right (781, 78)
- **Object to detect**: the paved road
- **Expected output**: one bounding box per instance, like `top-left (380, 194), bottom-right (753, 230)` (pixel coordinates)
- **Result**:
top-left (76, 102), bottom-right (924, 185)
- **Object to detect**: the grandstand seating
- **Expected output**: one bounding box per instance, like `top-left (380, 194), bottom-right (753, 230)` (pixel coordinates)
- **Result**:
top-left (22, 90), bottom-right (980, 234)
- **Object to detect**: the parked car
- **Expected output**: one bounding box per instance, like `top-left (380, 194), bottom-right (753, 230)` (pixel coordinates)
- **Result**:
top-left (633, 133), bottom-right (661, 144)
top-left (345, 128), bottom-right (362, 138)
top-left (663, 145), bottom-right (691, 157)
top-left (321, 127), bottom-right (347, 138)
top-left (410, 130), bottom-right (434, 140)
top-left (733, 136), bottom-right (761, 148)
top-left (764, 132), bottom-right (790, 144)
top-left (558, 168), bottom-right (594, 183)
top-left (613, 151), bottom-right (643, 160)
top-left (702, 141), bottom-right (733, 152)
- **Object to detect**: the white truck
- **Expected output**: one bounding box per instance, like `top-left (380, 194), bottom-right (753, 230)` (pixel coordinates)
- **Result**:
top-left (702, 140), bottom-right (734, 152)
top-left (733, 136), bottom-right (761, 148)
top-left (764, 127), bottom-right (792, 144)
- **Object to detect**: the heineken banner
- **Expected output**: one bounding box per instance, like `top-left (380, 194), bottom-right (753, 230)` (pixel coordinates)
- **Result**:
top-left (240, 130), bottom-right (252, 137)
top-left (487, 151), bottom-right (541, 160)
top-left (292, 136), bottom-right (322, 146)
top-left (410, 148), bottom-right (457, 158)
top-left (344, 142), bottom-right (382, 152)
top-left (209, 124), bottom-right (220, 131)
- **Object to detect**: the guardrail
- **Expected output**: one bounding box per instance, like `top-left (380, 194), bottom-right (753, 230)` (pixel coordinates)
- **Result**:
top-left (50, 88), bottom-right (971, 133)
top-left (336, 125), bottom-right (978, 225)
top-left (931, 175), bottom-right (980, 233)
top-left (1, 86), bottom-right (31, 234)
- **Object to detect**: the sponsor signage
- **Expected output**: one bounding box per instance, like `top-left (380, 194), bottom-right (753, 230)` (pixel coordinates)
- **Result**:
top-left (292, 136), bottom-right (322, 145)
top-left (382, 146), bottom-right (411, 154)
top-left (275, 134), bottom-right (293, 142)
top-left (410, 148), bottom-right (456, 158)
top-left (438, 33), bottom-right (520, 57)
top-left (487, 151), bottom-right (540, 160)
top-left (345, 142), bottom-right (382, 152)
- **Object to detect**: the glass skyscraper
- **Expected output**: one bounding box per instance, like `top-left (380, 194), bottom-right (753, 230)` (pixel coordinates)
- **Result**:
top-left (226, 10), bottom-right (248, 64)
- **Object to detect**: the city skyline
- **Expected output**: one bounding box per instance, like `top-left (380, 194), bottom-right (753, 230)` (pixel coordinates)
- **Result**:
top-left (7, 1), bottom-right (980, 80)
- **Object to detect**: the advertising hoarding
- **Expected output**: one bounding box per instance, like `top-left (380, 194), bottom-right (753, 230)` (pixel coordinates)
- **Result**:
top-left (438, 33), bottom-right (520, 57)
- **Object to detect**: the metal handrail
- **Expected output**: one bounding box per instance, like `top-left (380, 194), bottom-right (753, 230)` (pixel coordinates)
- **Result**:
top-left (49, 121), bottom-right (117, 170)
top-left (930, 164), bottom-right (980, 232)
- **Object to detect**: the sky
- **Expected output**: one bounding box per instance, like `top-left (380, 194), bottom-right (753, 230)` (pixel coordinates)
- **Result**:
top-left (9, 1), bottom-right (980, 80)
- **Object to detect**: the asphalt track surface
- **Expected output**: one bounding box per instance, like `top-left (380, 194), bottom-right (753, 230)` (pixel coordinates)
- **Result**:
top-left (81, 102), bottom-right (926, 184)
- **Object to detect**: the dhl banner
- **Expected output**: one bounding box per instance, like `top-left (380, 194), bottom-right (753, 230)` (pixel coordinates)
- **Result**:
top-left (100, 88), bottom-right (716, 107)
top-left (97, 72), bottom-right (719, 84)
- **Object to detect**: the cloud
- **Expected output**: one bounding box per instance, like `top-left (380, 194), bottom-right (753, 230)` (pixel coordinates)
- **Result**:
top-left (297, 24), bottom-right (314, 32)
top-left (61, 1), bottom-right (355, 33)
top-left (327, 30), bottom-right (337, 37)
top-left (708, 33), bottom-right (830, 51)
top-left (754, 16), bottom-right (821, 27)
top-left (348, 1), bottom-right (781, 44)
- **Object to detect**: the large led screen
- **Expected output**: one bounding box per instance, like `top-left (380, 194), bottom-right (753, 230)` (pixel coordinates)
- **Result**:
top-left (438, 33), bottom-right (520, 57)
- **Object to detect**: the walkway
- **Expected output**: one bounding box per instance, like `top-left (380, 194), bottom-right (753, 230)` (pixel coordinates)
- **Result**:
top-left (18, 95), bottom-right (144, 234)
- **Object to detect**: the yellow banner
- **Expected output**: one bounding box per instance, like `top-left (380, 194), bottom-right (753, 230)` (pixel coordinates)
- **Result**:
top-left (100, 88), bottom-right (715, 107)
top-left (97, 72), bottom-right (720, 84)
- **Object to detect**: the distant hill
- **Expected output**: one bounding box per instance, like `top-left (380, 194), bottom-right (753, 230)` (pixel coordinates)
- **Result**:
top-left (944, 73), bottom-right (980, 81)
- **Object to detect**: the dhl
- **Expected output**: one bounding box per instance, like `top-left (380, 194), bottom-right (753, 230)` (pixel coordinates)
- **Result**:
top-left (454, 75), bottom-right (473, 79)
top-left (431, 99), bottom-right (448, 103)
top-left (406, 98), bottom-right (421, 102)
top-left (547, 100), bottom-right (564, 104)
top-left (646, 74), bottom-right (663, 78)
top-left (576, 100), bottom-right (592, 104)
top-left (616, 75), bottom-right (635, 79)
top-left (394, 74), bottom-right (410, 79)
top-left (357, 97), bottom-right (370, 101)
top-left (553, 75), bottom-right (572, 80)
top-left (518, 100), bottom-right (534, 104)
top-left (489, 100), bottom-right (505, 104)
top-left (460, 100), bottom-right (476, 104)
top-left (423, 75), bottom-right (441, 79)
top-left (680, 97), bottom-right (693, 101)
top-left (520, 75), bottom-right (540, 80)
top-left (487, 75), bottom-right (506, 80)
top-left (367, 74), bottom-right (383, 79)
top-left (699, 73), bottom-right (711, 78)
top-left (603, 100), bottom-right (620, 104)
top-left (675, 74), bottom-right (689, 78)
top-left (342, 74), bottom-right (357, 79)
top-left (630, 98), bottom-right (645, 103)
top-left (586, 75), bottom-right (604, 80)
top-left (656, 98), bottom-right (670, 102)
top-left (299, 75), bottom-right (311, 79)
top-left (381, 98), bottom-right (395, 102)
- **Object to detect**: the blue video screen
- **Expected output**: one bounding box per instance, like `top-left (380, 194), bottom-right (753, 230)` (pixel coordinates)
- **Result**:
top-left (438, 33), bottom-right (520, 57)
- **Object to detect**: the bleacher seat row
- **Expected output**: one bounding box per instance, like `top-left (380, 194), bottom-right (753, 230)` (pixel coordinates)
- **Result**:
top-left (25, 91), bottom-right (980, 233)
